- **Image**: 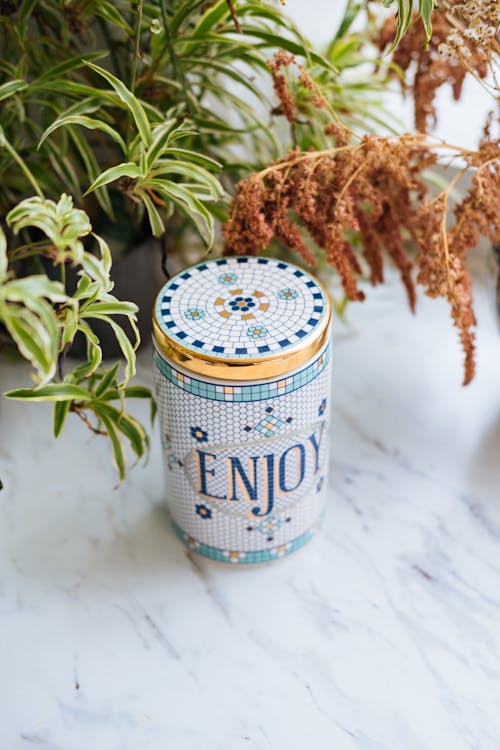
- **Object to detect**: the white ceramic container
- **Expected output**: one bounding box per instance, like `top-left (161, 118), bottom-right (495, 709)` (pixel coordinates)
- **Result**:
top-left (153, 255), bottom-right (332, 563)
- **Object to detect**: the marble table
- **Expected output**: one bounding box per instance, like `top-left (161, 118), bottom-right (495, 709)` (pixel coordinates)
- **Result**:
top-left (1, 261), bottom-right (500, 750)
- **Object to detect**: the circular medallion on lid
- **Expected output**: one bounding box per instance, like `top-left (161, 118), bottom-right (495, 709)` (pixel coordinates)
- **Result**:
top-left (153, 256), bottom-right (331, 380)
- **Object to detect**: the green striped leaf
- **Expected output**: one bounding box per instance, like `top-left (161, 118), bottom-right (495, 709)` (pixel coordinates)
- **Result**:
top-left (93, 0), bottom-right (134, 34)
top-left (94, 402), bottom-right (147, 459)
top-left (146, 179), bottom-right (214, 246)
top-left (76, 321), bottom-right (103, 375)
top-left (419, 0), bottom-right (434, 43)
top-left (4, 382), bottom-right (92, 402)
top-left (92, 234), bottom-right (112, 276)
top-left (0, 80), bottom-right (28, 102)
top-left (191, 0), bottom-right (230, 37)
top-left (1, 306), bottom-right (55, 384)
top-left (85, 62), bottom-right (152, 146)
top-left (84, 162), bottom-right (142, 194)
top-left (93, 406), bottom-right (126, 481)
top-left (53, 400), bottom-right (71, 438)
top-left (79, 251), bottom-right (113, 291)
top-left (39, 114), bottom-right (126, 153)
top-left (34, 52), bottom-right (106, 86)
top-left (141, 193), bottom-right (165, 237)
top-left (95, 362), bottom-right (121, 398)
top-left (145, 118), bottom-right (178, 171)
top-left (149, 161), bottom-right (223, 198)
top-left (386, 0), bottom-right (414, 51)
top-left (83, 313), bottom-right (138, 384)
top-left (85, 301), bottom-right (138, 316)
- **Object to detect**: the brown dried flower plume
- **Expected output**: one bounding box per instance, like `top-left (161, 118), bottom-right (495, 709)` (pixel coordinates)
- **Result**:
top-left (224, 53), bottom-right (500, 384)
top-left (373, 4), bottom-right (497, 133)
top-left (268, 51), bottom-right (297, 123)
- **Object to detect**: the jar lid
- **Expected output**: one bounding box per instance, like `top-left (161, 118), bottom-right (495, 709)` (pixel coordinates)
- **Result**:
top-left (153, 256), bottom-right (331, 381)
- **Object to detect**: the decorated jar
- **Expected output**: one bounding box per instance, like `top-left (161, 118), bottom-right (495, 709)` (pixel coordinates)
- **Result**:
top-left (152, 255), bottom-right (332, 564)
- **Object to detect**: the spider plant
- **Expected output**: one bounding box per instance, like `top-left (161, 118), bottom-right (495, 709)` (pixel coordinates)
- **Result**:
top-left (0, 0), bottom-right (397, 479)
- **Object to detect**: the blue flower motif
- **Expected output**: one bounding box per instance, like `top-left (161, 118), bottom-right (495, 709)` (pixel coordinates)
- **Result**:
top-left (219, 272), bottom-right (237, 285)
top-left (278, 288), bottom-right (298, 301)
top-left (318, 398), bottom-right (327, 416)
top-left (195, 504), bottom-right (212, 519)
top-left (191, 426), bottom-right (208, 443)
top-left (229, 296), bottom-right (256, 312)
top-left (185, 307), bottom-right (204, 321)
top-left (247, 325), bottom-right (268, 339)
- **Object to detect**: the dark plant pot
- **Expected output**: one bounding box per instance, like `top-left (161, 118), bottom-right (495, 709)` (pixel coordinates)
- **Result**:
top-left (70, 238), bottom-right (165, 359)
top-left (489, 244), bottom-right (500, 331)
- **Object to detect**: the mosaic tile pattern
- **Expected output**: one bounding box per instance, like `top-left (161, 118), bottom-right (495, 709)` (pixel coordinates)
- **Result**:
top-left (152, 343), bottom-right (330, 402)
top-left (254, 414), bottom-right (286, 437)
top-left (154, 255), bottom-right (332, 564)
top-left (154, 343), bottom-right (332, 563)
top-left (171, 516), bottom-right (324, 564)
top-left (155, 256), bottom-right (328, 360)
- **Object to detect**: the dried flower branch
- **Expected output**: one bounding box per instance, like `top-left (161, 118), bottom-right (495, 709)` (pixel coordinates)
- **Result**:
top-left (267, 51), bottom-right (348, 134)
top-left (374, 10), bottom-right (492, 132)
top-left (268, 51), bottom-right (297, 124)
top-left (437, 0), bottom-right (500, 65)
top-left (224, 59), bottom-right (500, 384)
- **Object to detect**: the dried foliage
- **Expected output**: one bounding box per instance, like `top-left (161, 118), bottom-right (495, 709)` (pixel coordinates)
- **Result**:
top-left (437, 0), bottom-right (500, 69)
top-left (224, 55), bottom-right (500, 384)
top-left (374, 10), bottom-right (491, 133)
top-left (268, 51), bottom-right (297, 124)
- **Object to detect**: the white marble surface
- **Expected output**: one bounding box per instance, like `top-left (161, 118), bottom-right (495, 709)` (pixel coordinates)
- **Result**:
top-left (1, 260), bottom-right (500, 750)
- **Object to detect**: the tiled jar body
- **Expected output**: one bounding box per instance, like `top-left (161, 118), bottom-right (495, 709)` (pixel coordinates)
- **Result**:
top-left (153, 256), bottom-right (332, 564)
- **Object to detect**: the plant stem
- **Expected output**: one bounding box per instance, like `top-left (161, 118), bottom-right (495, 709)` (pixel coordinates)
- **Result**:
top-left (131, 0), bottom-right (143, 93)
top-left (257, 143), bottom-right (362, 179)
top-left (0, 137), bottom-right (44, 199)
top-left (70, 405), bottom-right (108, 436)
top-left (336, 160), bottom-right (368, 203)
top-left (256, 133), bottom-right (481, 182)
top-left (9, 241), bottom-right (51, 262)
top-left (437, 165), bottom-right (469, 274)
top-left (226, 0), bottom-right (242, 33)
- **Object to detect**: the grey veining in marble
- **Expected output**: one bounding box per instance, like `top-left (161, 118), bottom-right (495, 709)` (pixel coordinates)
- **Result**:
top-left (1, 262), bottom-right (500, 750)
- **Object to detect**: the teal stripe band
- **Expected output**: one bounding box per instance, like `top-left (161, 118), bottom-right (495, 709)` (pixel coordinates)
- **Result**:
top-left (154, 342), bottom-right (330, 402)
top-left (171, 518), bottom-right (322, 564)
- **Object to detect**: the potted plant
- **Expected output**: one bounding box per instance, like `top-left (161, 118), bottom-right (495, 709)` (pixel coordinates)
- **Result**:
top-left (0, 0), bottom-right (498, 480)
top-left (1, 0), bottom-right (386, 478)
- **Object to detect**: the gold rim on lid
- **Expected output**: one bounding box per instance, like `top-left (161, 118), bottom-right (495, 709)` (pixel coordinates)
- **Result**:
top-left (153, 256), bottom-right (332, 381)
